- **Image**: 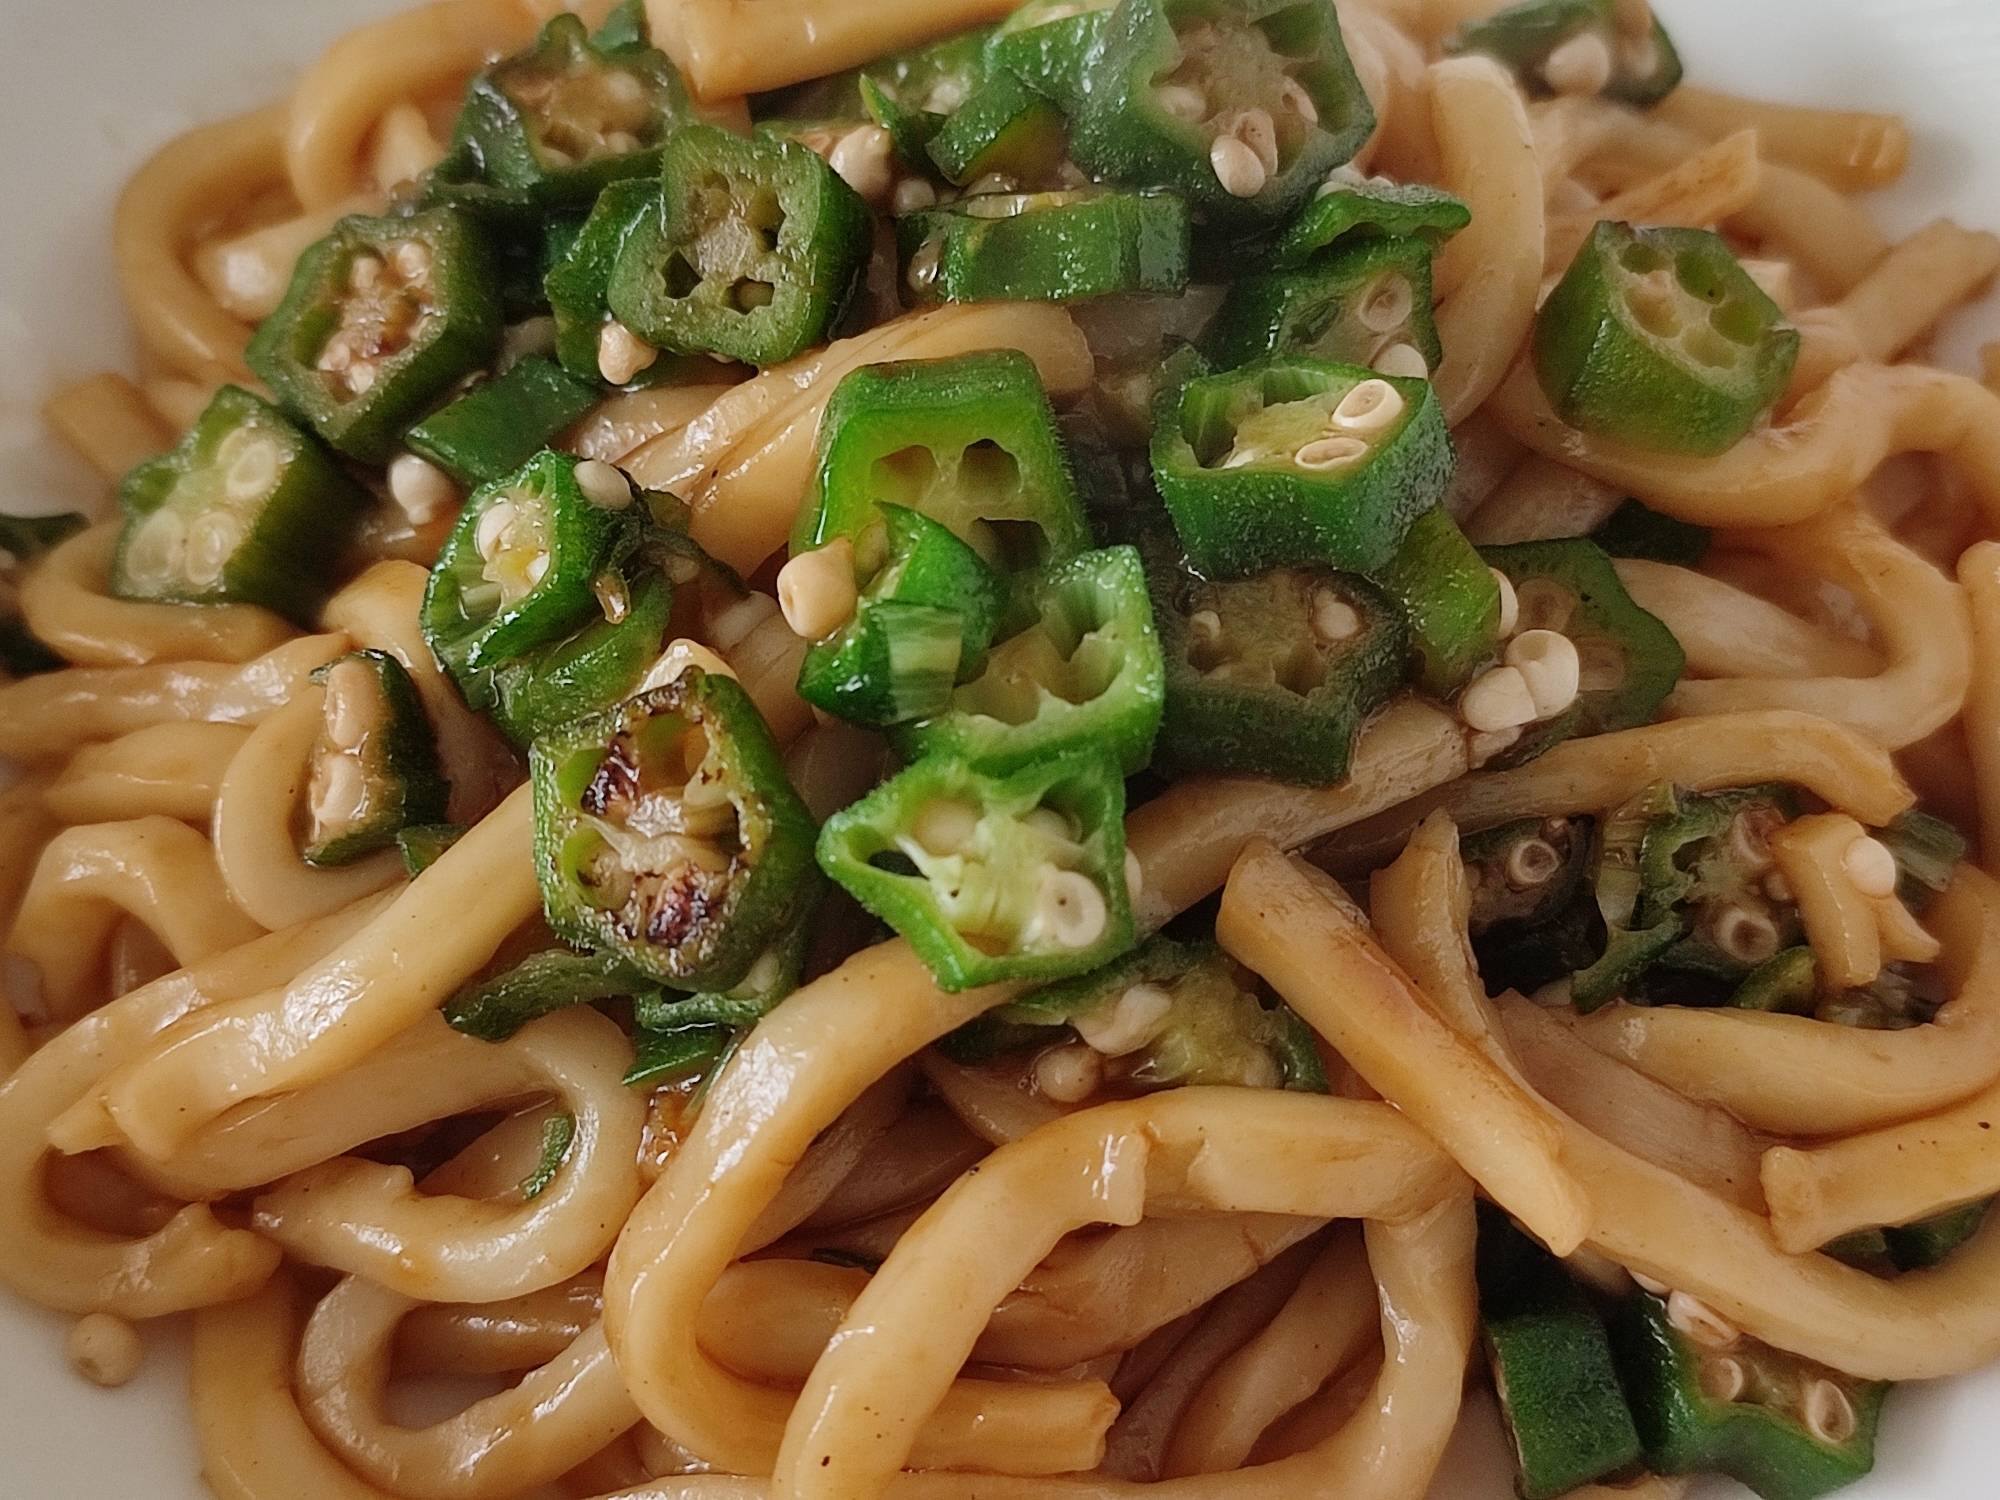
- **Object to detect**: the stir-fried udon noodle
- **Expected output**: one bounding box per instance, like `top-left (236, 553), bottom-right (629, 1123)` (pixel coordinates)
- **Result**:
top-left (7, 2), bottom-right (2000, 1498)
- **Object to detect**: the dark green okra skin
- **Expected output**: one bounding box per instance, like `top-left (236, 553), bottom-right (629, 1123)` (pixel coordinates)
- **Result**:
top-left (1201, 233), bottom-right (1442, 374)
top-left (924, 70), bottom-right (1069, 187)
top-left (405, 355), bottom-right (602, 486)
top-left (397, 822), bottom-right (470, 876)
top-left (1067, 0), bottom-right (1376, 230)
top-left (490, 568), bottom-right (674, 747)
top-left (544, 177), bottom-right (719, 387)
top-left (899, 189), bottom-right (1191, 306)
top-left (1449, 0), bottom-right (1684, 108)
top-left (247, 208), bottom-right (505, 463)
top-left (1371, 505), bottom-right (1501, 700)
top-left (0, 513), bottom-right (88, 677)
top-left (1535, 221), bottom-right (1800, 457)
top-left (445, 945), bottom-right (647, 1042)
top-left (817, 746), bottom-right (1135, 992)
top-left (1152, 356), bottom-right (1453, 579)
top-left (302, 649), bottom-right (452, 868)
top-left (112, 385), bottom-right (372, 626)
top-left (986, 0), bottom-right (1121, 118)
top-left (633, 913), bottom-right (814, 1032)
top-left (533, 667), bottom-right (822, 992)
top-left (860, 27), bottom-right (995, 172)
top-left (606, 123), bottom-right (873, 367)
top-left (1265, 177), bottom-right (1471, 271)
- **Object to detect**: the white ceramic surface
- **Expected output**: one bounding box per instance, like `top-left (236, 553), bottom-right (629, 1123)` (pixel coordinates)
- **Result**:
top-left (1, 1), bottom-right (1997, 1497)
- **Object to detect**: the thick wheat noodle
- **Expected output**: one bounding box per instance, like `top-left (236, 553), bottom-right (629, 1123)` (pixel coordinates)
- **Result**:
top-left (6, 817), bottom-right (264, 1026)
top-left (41, 372), bottom-right (175, 482)
top-left (1461, 451), bottom-right (1621, 545)
top-left (1338, 3), bottom-right (1439, 184)
top-left (392, 1272), bottom-right (605, 1376)
top-left (1651, 85), bottom-right (1910, 193)
top-left (741, 1065), bottom-right (914, 1252)
top-left (795, 1099), bottom-right (987, 1230)
top-left (1611, 558), bottom-right (1884, 682)
top-left (1569, 866), bottom-right (2000, 1136)
top-left (20, 524), bottom-right (295, 667)
top-left (1543, 129), bottom-right (1762, 275)
top-left (1957, 540), bottom-right (2000, 875)
top-left (42, 722), bottom-right (252, 826)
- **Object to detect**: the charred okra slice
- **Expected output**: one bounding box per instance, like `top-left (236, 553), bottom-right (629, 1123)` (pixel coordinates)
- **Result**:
top-left (1476, 1206), bottom-right (1642, 1500)
top-left (1068, 0), bottom-right (1375, 229)
top-left (404, 355), bottom-right (601, 487)
top-left (1201, 233), bottom-right (1442, 377)
top-left (302, 650), bottom-right (451, 867)
top-left (247, 208), bottom-right (504, 462)
top-left (898, 188), bottom-right (1190, 306)
top-left (791, 349), bottom-right (1093, 569)
top-left (1153, 359), bottom-right (1452, 578)
top-left (940, 933), bottom-right (1328, 1093)
top-left (924, 70), bottom-right (1069, 187)
top-left (818, 747), bottom-right (1135, 992)
top-left (606, 123), bottom-right (872, 367)
top-left (793, 503), bottom-right (1009, 730)
top-left (1371, 506), bottom-right (1501, 699)
top-left (112, 385), bottom-right (371, 625)
top-left (891, 545), bottom-right (1166, 777)
top-left (451, 10), bottom-right (692, 205)
top-left (532, 667), bottom-right (822, 991)
top-left (633, 915), bottom-right (814, 1032)
top-left (1449, 0), bottom-right (1682, 108)
top-left (1266, 173), bottom-right (1471, 270)
top-left (422, 450), bottom-right (644, 690)
top-left (1536, 221), bottom-right (1799, 457)
top-left (490, 568), bottom-right (674, 747)
top-left (1609, 1288), bottom-right (1886, 1500)
top-left (1144, 534), bottom-right (1406, 786)
top-left (859, 27), bottom-right (994, 172)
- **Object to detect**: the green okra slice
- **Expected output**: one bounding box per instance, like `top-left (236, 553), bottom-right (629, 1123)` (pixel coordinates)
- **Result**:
top-left (445, 945), bottom-right (648, 1042)
top-left (625, 1022), bottom-right (734, 1088)
top-left (924, 70), bottom-right (1069, 187)
top-left (1265, 174), bottom-right (1471, 270)
top-left (547, 177), bottom-right (658, 381)
top-left (1201, 233), bottom-right (1441, 376)
top-left (532, 666), bottom-right (822, 992)
top-left (520, 1112), bottom-right (576, 1199)
top-left (1588, 496), bottom-right (1713, 567)
top-left (1143, 530), bottom-right (1406, 786)
top-left (405, 355), bottom-right (601, 486)
top-left (1609, 1289), bottom-right (1887, 1500)
top-left (1449, 0), bottom-right (1683, 108)
top-left (1462, 815), bottom-right (1604, 997)
top-left (1536, 221), bottom-right (1799, 457)
top-left (1153, 357), bottom-right (1452, 579)
top-left (898, 188), bottom-right (1191, 306)
top-left (112, 385), bottom-right (372, 625)
top-left (302, 650), bottom-right (452, 868)
top-left (1067, 0), bottom-right (1375, 230)
top-left (891, 545), bottom-right (1166, 777)
top-left (986, 0), bottom-right (1120, 117)
top-left (860, 27), bottom-right (995, 172)
top-left (397, 823), bottom-right (470, 877)
top-left (1727, 946), bottom-right (1818, 1014)
top-left (632, 914), bottom-right (814, 1032)
top-left (1370, 505), bottom-right (1501, 700)
top-left (488, 566), bottom-right (673, 748)
top-left (606, 123), bottom-right (873, 367)
top-left (0, 512), bottom-right (89, 677)
top-left (247, 208), bottom-right (505, 462)
top-left (818, 746), bottom-right (1135, 992)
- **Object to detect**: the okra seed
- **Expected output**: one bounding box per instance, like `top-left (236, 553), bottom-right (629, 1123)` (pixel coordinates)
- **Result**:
top-left (1294, 436), bottom-right (1369, 471)
top-left (1280, 77), bottom-right (1319, 126)
top-left (1189, 609), bottom-right (1222, 644)
top-left (388, 454), bottom-right (458, 525)
top-left (1632, 1271), bottom-right (1672, 1296)
top-left (1074, 983), bottom-right (1174, 1057)
top-left (1460, 666), bottom-right (1539, 734)
top-left (1505, 629), bottom-right (1582, 719)
top-left (1224, 108), bottom-right (1279, 175)
top-left (605, 130), bottom-right (642, 157)
top-left (598, 319), bottom-right (660, 385)
top-left (592, 571), bottom-right (632, 625)
top-left (322, 661), bottom-right (375, 751)
top-left (474, 500), bottom-right (518, 563)
top-left (966, 172), bottom-right (1019, 197)
top-left (524, 552), bottom-right (551, 589)
top-left (1210, 135), bottom-right (1268, 198)
top-left (776, 538), bottom-right (859, 642)
top-left (829, 125), bottom-right (895, 205)
top-left (1725, 809), bottom-right (1778, 874)
top-left (1028, 867), bottom-right (1109, 950)
top-left (1712, 903), bottom-right (1781, 966)
top-left (892, 178), bottom-right (938, 215)
top-left (1219, 447), bottom-right (1260, 470)
top-left (1505, 838), bottom-right (1564, 890)
top-left (575, 459), bottom-right (636, 511)
top-left (1157, 84), bottom-right (1209, 123)
top-left (349, 254), bottom-right (384, 292)
top-left (392, 239), bottom-right (434, 283)
top-left (923, 77), bottom-right (972, 114)
top-left (912, 797), bottom-right (981, 858)
top-left (1371, 343), bottom-right (1429, 379)
top-left (311, 751), bottom-right (369, 831)
top-left (1542, 31), bottom-right (1613, 96)
top-left (1024, 806), bottom-right (1076, 845)
top-left (1491, 569), bottom-right (1520, 637)
top-left (1310, 590), bottom-right (1362, 647)
top-left (1841, 835), bottom-right (1899, 899)
top-left (1331, 378), bottom-right (1406, 435)
top-left (224, 437), bottom-right (281, 503)
top-left (185, 511), bottom-right (243, 589)
top-left (1699, 1355), bottom-right (1747, 1404)
top-left (907, 237), bottom-right (945, 293)
top-left (1033, 1043), bottom-right (1102, 1105)
top-left (67, 1313), bottom-right (143, 1389)
top-left (1764, 870), bottom-right (1795, 904)
top-left (1125, 850), bottom-right (1143, 903)
top-left (1666, 1290), bottom-right (1740, 1349)
top-left (1803, 1379), bottom-right (1858, 1446)
top-left (124, 509), bottom-right (187, 588)
top-left (1356, 277), bottom-right (1415, 337)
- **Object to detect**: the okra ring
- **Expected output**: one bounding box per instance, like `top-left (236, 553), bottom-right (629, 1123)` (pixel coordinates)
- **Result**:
top-left (42, 723), bottom-right (252, 827)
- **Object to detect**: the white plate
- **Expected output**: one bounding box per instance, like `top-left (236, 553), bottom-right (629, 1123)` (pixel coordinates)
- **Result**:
top-left (1, 1), bottom-right (1997, 1496)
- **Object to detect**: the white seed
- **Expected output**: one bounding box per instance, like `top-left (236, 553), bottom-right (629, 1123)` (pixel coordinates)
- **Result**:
top-left (912, 796), bottom-right (981, 858)
top-left (1461, 666), bottom-right (1539, 734)
top-left (1219, 446), bottom-right (1260, 469)
top-left (1026, 866), bottom-right (1108, 950)
top-left (185, 511), bottom-right (244, 589)
top-left (322, 660), bottom-right (375, 751)
top-left (604, 129), bottom-right (643, 157)
top-left (1842, 835), bottom-right (1900, 899)
top-left (1158, 84), bottom-right (1209, 122)
top-left (1803, 1379), bottom-right (1858, 1446)
top-left (1280, 77), bottom-right (1319, 125)
top-left (1357, 276), bottom-right (1415, 336)
top-left (892, 177), bottom-right (938, 214)
top-left (1506, 838), bottom-right (1564, 890)
top-left (965, 172), bottom-right (1019, 197)
top-left (575, 458), bottom-right (636, 511)
top-left (1227, 108), bottom-right (1278, 175)
top-left (1033, 1042), bottom-right (1102, 1104)
top-left (1125, 849), bottom-right (1143, 903)
top-left (1295, 435), bottom-right (1369, 471)
top-left (1666, 1290), bottom-right (1740, 1350)
top-left (392, 238), bottom-right (434, 283)
top-left (1491, 569), bottom-right (1520, 637)
top-left (1764, 870), bottom-right (1795, 904)
top-left (1699, 1355), bottom-right (1747, 1404)
top-left (123, 508), bottom-right (188, 588)
top-left (1505, 629), bottom-right (1582, 719)
top-left (1189, 608), bottom-right (1222, 645)
top-left (224, 436), bottom-right (281, 502)
top-left (1542, 30), bottom-right (1614, 96)
top-left (1024, 806), bottom-right (1076, 845)
top-left (1712, 903), bottom-right (1781, 966)
top-left (1331, 377), bottom-right (1406, 435)
top-left (1311, 589), bottom-right (1362, 647)
top-left (348, 254), bottom-right (384, 292)
top-left (1210, 134), bottom-right (1268, 198)
top-left (67, 1313), bottom-right (143, 1388)
top-left (776, 537), bottom-right (859, 641)
top-left (907, 236), bottom-right (945, 293)
top-left (311, 751), bottom-right (369, 830)
top-left (474, 500), bottom-right (517, 563)
top-left (598, 319), bottom-right (660, 385)
top-left (1632, 1272), bottom-right (1672, 1296)
top-left (388, 454), bottom-right (458, 526)
top-left (525, 552), bottom-right (551, 588)
top-left (922, 76), bottom-right (972, 114)
top-left (639, 638), bottom-right (737, 692)
top-left (1372, 342), bottom-right (1429, 379)
top-left (1074, 982), bottom-right (1175, 1058)
top-left (829, 124), bottom-right (896, 204)
top-left (1725, 810), bottom-right (1777, 875)
top-left (1467, 725), bottom-right (1523, 767)
top-left (593, 571), bottom-right (632, 624)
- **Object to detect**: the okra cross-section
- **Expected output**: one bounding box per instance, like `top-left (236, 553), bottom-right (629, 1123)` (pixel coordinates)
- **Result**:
top-left (302, 650), bottom-right (451, 868)
top-left (1536, 221), bottom-right (1800, 456)
top-left (1202, 233), bottom-right (1442, 377)
top-left (898, 188), bottom-right (1190, 306)
top-left (890, 545), bottom-right (1167, 777)
top-left (1266, 174), bottom-right (1471, 271)
top-left (1449, 0), bottom-right (1682, 108)
top-left (247, 208), bottom-right (504, 462)
top-left (112, 385), bottom-right (372, 625)
top-left (1069, 0), bottom-right (1376, 228)
top-left (490, 568), bottom-right (675, 747)
top-left (606, 123), bottom-right (872, 367)
top-left (404, 354), bottom-right (601, 487)
top-left (1152, 358), bottom-right (1452, 578)
top-left (859, 26), bottom-right (995, 172)
top-left (532, 667), bottom-right (821, 992)
top-left (818, 747), bottom-right (1136, 992)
